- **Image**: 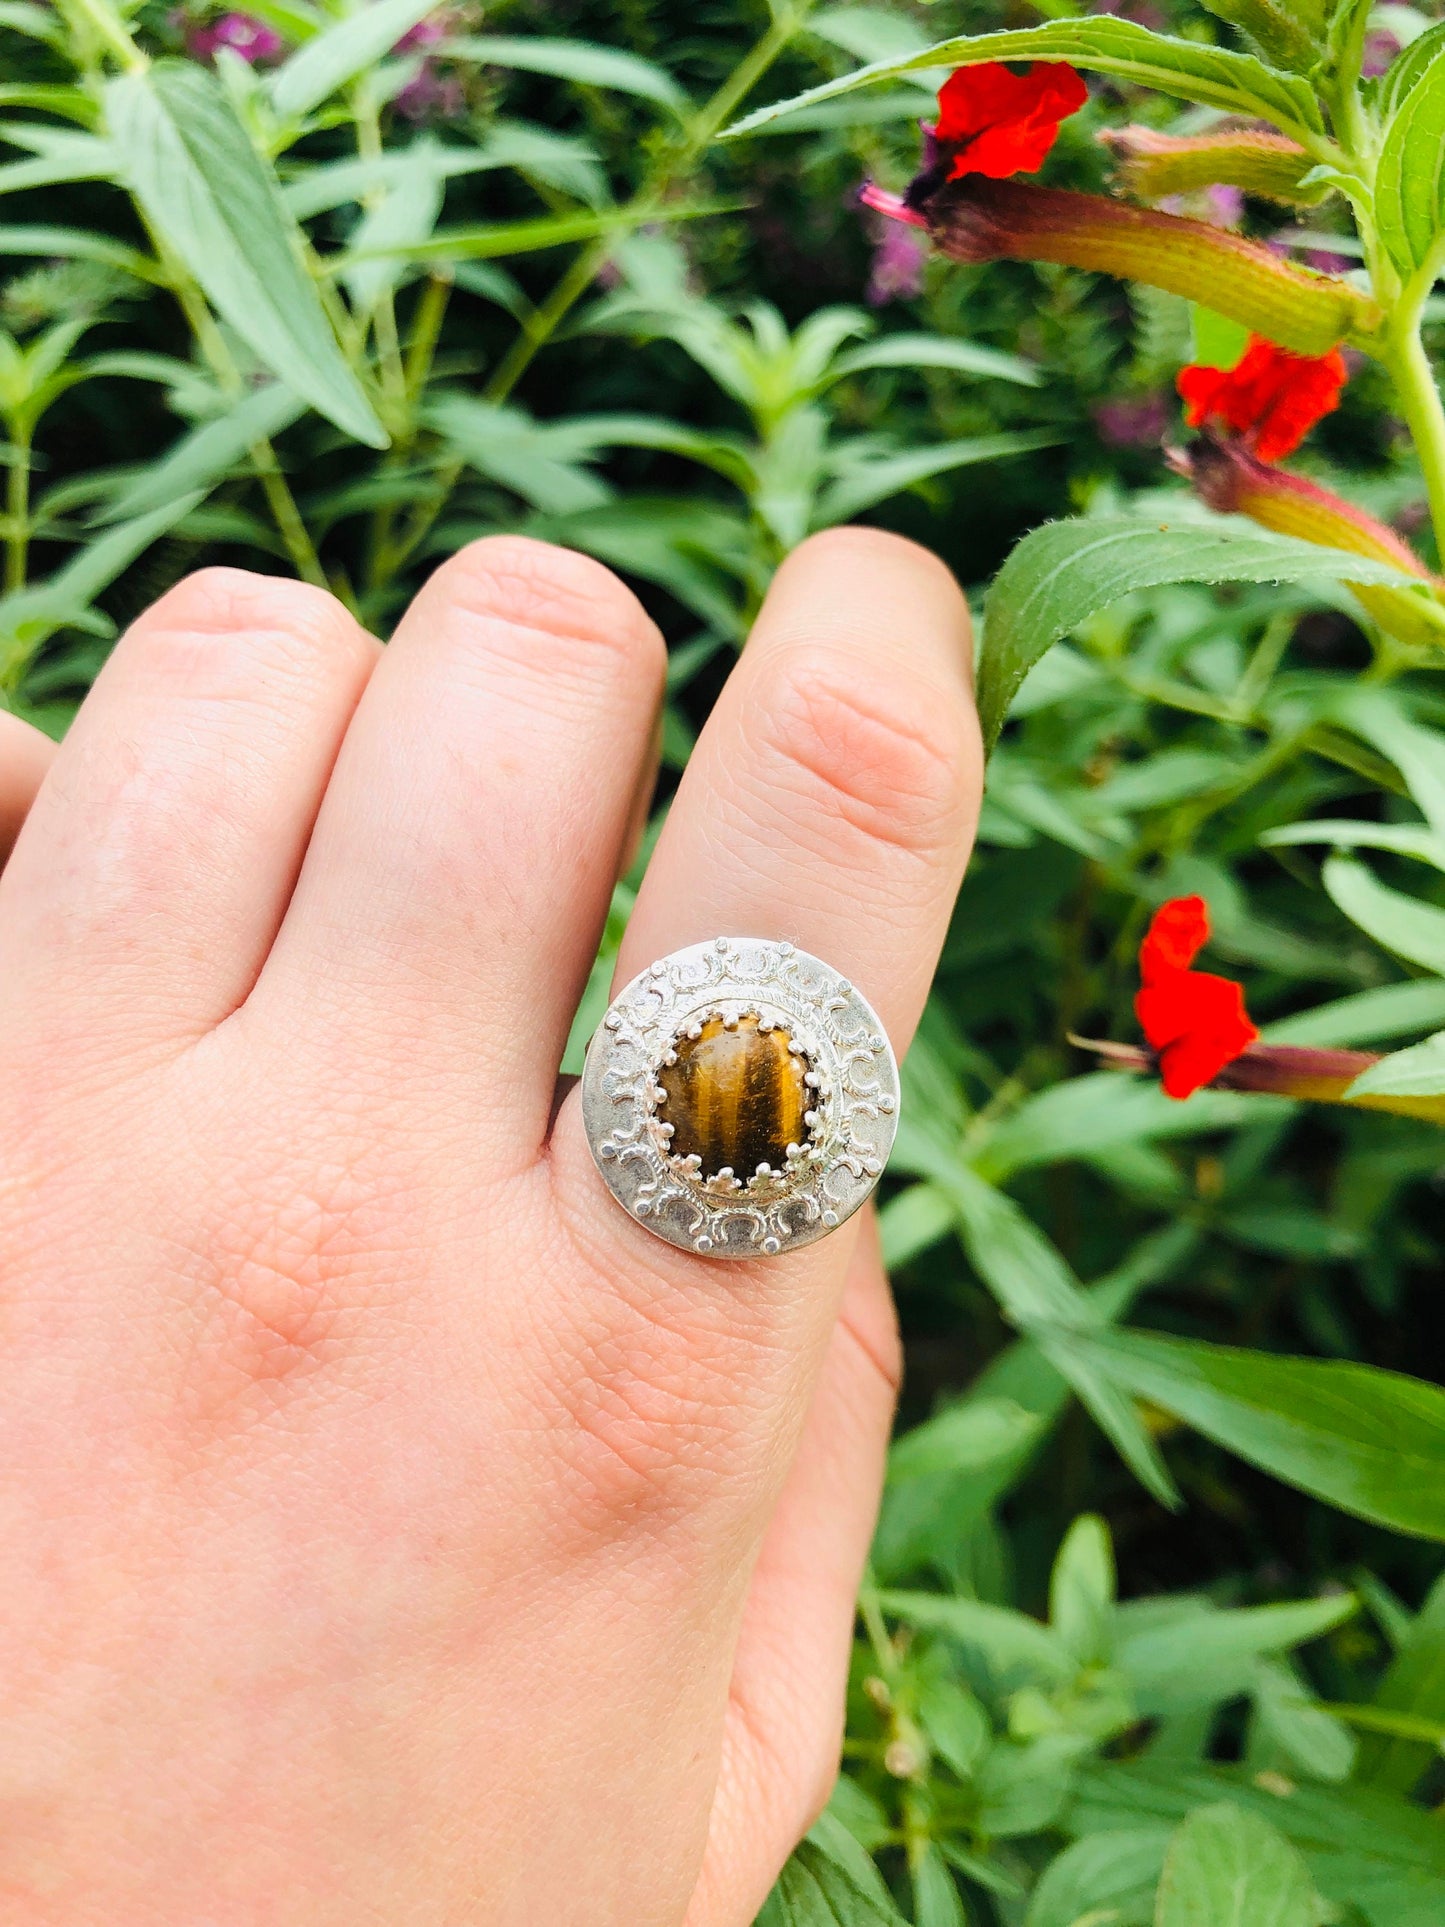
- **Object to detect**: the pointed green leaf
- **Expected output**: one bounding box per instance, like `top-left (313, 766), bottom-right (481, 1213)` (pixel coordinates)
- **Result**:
top-left (723, 20), bottom-right (1326, 145)
top-left (1347, 1031), bottom-right (1445, 1100)
top-left (442, 35), bottom-right (686, 113)
top-left (1377, 43), bottom-right (1445, 275)
top-left (1075, 1327), bottom-right (1445, 1539)
top-left (978, 517), bottom-right (1440, 754)
top-left (99, 382), bottom-right (306, 523)
top-left (1323, 853), bottom-right (1445, 974)
top-left (106, 63), bottom-right (385, 447)
top-left (269, 0), bottom-right (439, 120)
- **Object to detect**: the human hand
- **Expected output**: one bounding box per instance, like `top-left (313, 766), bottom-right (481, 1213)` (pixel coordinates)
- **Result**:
top-left (0, 528), bottom-right (980, 1925)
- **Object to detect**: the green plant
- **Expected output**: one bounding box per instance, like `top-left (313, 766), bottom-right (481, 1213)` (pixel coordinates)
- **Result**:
top-left (12, 0), bottom-right (1445, 1920)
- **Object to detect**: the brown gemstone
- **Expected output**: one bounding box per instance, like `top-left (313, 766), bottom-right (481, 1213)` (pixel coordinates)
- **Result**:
top-left (656, 1014), bottom-right (809, 1180)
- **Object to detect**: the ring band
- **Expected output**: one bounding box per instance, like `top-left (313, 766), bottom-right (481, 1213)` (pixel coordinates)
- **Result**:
top-left (581, 937), bottom-right (900, 1259)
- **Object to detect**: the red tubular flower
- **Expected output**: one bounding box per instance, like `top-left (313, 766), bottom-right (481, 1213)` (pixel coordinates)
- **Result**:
top-left (1177, 335), bottom-right (1348, 462)
top-left (931, 61), bottom-right (1088, 181)
top-left (1135, 896), bottom-right (1259, 1100)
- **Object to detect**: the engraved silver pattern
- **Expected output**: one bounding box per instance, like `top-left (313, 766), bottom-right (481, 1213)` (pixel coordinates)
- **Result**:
top-left (581, 937), bottom-right (899, 1259)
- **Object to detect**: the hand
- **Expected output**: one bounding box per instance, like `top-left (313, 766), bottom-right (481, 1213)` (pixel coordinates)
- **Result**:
top-left (0, 529), bottom-right (980, 1925)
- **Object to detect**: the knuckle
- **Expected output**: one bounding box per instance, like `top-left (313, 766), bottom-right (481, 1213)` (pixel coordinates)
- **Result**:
top-left (425, 535), bottom-right (665, 689)
top-left (174, 1156), bottom-right (399, 1420)
top-left (128, 568), bottom-right (374, 696)
top-left (753, 651), bottom-right (976, 866)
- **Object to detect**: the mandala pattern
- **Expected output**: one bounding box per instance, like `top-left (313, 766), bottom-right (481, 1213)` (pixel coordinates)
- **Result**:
top-left (581, 937), bottom-right (900, 1258)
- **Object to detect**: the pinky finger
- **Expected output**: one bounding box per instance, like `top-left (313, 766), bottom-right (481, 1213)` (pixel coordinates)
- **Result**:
top-left (0, 711), bottom-right (56, 867)
top-left (687, 1213), bottom-right (901, 1927)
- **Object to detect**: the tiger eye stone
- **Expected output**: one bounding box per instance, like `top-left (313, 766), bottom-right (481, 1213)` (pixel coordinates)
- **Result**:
top-left (657, 1015), bottom-right (809, 1179)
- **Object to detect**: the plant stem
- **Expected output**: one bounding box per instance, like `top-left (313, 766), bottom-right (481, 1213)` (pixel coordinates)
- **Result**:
top-left (4, 426), bottom-right (30, 594)
top-left (57, 0), bottom-right (146, 72)
top-left (169, 268), bottom-right (329, 590)
top-left (1386, 313), bottom-right (1445, 566)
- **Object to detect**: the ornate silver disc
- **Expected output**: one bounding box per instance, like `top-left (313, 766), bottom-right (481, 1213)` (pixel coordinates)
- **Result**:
top-left (581, 937), bottom-right (899, 1259)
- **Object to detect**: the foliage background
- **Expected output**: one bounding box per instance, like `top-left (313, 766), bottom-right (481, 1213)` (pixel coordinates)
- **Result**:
top-left (7, 0), bottom-right (1445, 1919)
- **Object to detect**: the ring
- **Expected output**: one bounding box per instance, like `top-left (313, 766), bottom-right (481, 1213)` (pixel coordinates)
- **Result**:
top-left (581, 937), bottom-right (900, 1259)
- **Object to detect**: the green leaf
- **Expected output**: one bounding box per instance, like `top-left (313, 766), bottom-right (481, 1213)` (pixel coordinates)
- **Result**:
top-left (913, 1846), bottom-right (966, 1927)
top-left (1263, 819), bottom-right (1445, 870)
top-left (1331, 690), bottom-right (1445, 842)
top-left (0, 1), bottom-right (66, 47)
top-left (1115, 1596), bottom-right (1358, 1716)
top-left (99, 382), bottom-right (305, 523)
top-left (269, 0), bottom-right (439, 120)
top-left (889, 1396), bottom-right (1041, 1483)
top-left (1073, 1760), bottom-right (1445, 1927)
top-left (0, 493), bottom-right (203, 676)
top-left (1154, 1803), bottom-right (1317, 1927)
top-left (758, 1812), bottom-right (910, 1926)
top-left (1378, 18), bottom-right (1445, 119)
top-left (916, 1672), bottom-right (991, 1781)
top-left (1074, 1327), bottom-right (1445, 1539)
top-left (1025, 1829), bottom-right (1168, 1927)
top-left (1357, 1571), bottom-right (1445, 1793)
top-left (977, 517), bottom-right (1440, 754)
top-left (808, 5), bottom-right (934, 65)
top-left (1347, 1031), bottom-right (1445, 1100)
top-left (1250, 1660), bottom-right (1356, 1784)
top-left (337, 198), bottom-right (733, 269)
top-left (1037, 1328), bottom-right (1183, 1510)
top-left (0, 132), bottom-right (115, 196)
top-left (817, 429), bottom-right (1060, 526)
top-left (106, 64), bottom-right (384, 447)
top-left (1322, 853), bottom-right (1445, 974)
top-left (946, 1164), bottom-right (1094, 1332)
top-left (722, 19), bottom-right (1326, 144)
top-left (1376, 43), bottom-right (1445, 275)
top-left (877, 1589), bottom-right (1077, 1682)
top-left (0, 223), bottom-right (159, 282)
top-left (1050, 1514), bottom-right (1115, 1667)
top-left (829, 333), bottom-right (1042, 387)
top-left (1265, 977), bottom-right (1445, 1048)
top-left (442, 35), bottom-right (687, 112)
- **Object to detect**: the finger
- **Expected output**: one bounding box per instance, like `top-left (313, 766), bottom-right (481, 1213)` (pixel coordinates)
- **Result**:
top-left (0, 710), bottom-right (56, 867)
top-left (539, 525), bottom-right (974, 1512)
top-left (0, 569), bottom-right (377, 1045)
top-left (617, 525), bottom-right (980, 1050)
top-left (257, 537), bottom-right (665, 1147)
top-left (686, 1218), bottom-right (900, 1927)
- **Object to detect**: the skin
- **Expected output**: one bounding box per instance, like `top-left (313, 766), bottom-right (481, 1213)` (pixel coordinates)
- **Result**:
top-left (0, 527), bottom-right (981, 1926)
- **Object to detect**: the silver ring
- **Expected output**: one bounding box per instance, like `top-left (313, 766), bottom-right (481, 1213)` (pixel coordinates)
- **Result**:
top-left (581, 937), bottom-right (899, 1259)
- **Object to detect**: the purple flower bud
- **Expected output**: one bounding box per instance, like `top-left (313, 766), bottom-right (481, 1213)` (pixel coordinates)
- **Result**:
top-left (1093, 392), bottom-right (1169, 446)
top-left (188, 11), bottom-right (284, 63)
top-left (1361, 27), bottom-right (1402, 78)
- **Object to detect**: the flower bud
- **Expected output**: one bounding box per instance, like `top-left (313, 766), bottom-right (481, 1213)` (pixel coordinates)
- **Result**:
top-left (921, 180), bottom-right (1379, 356)
top-left (1098, 127), bottom-right (1329, 209)
top-left (921, 181), bottom-right (1380, 356)
top-left (1172, 437), bottom-right (1445, 646)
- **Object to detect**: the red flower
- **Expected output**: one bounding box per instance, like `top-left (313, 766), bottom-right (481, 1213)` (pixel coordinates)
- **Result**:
top-left (932, 61), bottom-right (1088, 181)
top-left (1176, 334), bottom-right (1348, 462)
top-left (1135, 896), bottom-right (1259, 1099)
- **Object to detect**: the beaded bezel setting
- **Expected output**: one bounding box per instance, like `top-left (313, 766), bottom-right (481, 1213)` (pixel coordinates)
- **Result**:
top-left (581, 937), bottom-right (900, 1258)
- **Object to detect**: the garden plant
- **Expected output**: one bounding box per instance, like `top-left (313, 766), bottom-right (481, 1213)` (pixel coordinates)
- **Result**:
top-left (6, 0), bottom-right (1445, 1919)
